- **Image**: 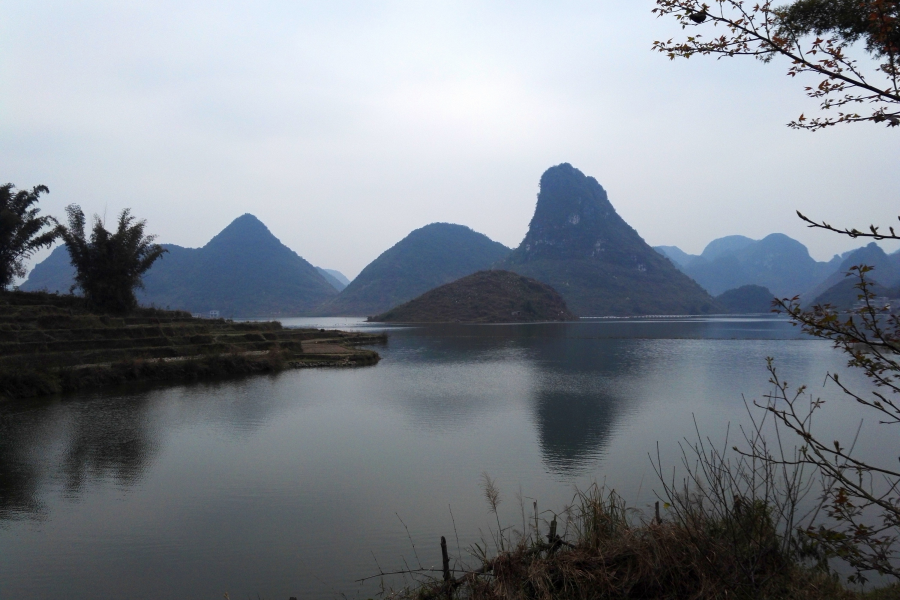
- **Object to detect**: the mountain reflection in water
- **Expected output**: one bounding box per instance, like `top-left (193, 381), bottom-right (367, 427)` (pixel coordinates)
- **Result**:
top-left (3, 317), bottom-right (862, 600)
top-left (0, 317), bottom-right (805, 521)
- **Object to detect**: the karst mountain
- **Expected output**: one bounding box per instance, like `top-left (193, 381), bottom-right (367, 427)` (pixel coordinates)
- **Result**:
top-left (500, 163), bottom-right (717, 316)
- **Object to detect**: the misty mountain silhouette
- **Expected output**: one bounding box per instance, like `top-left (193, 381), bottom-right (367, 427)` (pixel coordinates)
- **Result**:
top-left (316, 268), bottom-right (349, 291)
top-left (655, 234), bottom-right (852, 298)
top-left (805, 242), bottom-right (900, 307)
top-left (500, 163), bottom-right (718, 316)
top-left (313, 223), bottom-right (511, 316)
top-left (21, 214), bottom-right (338, 317)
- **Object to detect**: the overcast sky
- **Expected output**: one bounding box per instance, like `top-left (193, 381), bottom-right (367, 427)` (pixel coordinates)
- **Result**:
top-left (3, 1), bottom-right (898, 280)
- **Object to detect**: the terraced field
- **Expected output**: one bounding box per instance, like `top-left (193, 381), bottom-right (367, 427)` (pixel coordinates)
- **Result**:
top-left (0, 291), bottom-right (385, 399)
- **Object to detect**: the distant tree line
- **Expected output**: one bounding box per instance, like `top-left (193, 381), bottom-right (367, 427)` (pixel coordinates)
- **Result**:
top-left (0, 183), bottom-right (165, 313)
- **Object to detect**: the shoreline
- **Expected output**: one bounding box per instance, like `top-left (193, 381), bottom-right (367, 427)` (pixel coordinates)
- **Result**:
top-left (0, 290), bottom-right (386, 401)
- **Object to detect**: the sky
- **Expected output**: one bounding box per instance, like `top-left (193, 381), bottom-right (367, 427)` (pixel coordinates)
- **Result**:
top-left (2, 1), bottom-right (898, 280)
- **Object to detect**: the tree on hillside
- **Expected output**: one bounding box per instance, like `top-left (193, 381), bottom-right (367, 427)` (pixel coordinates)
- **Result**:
top-left (654, 0), bottom-right (900, 582)
top-left (58, 205), bottom-right (166, 313)
top-left (652, 0), bottom-right (899, 130)
top-left (0, 183), bottom-right (59, 290)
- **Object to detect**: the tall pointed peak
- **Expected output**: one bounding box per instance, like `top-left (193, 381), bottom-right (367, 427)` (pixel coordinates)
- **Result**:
top-left (204, 213), bottom-right (282, 250)
top-left (502, 164), bottom-right (717, 316)
top-left (511, 163), bottom-right (637, 263)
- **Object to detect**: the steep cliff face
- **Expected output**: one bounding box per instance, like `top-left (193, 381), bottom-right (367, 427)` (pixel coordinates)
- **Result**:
top-left (502, 163), bottom-right (719, 316)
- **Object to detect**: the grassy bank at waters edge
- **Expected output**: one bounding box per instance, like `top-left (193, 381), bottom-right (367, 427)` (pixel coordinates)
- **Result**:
top-left (0, 290), bottom-right (384, 400)
top-left (379, 485), bottom-right (899, 600)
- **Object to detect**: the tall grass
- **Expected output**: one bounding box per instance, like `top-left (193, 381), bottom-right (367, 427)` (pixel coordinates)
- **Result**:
top-left (386, 480), bottom-right (852, 600)
top-left (380, 408), bottom-right (878, 600)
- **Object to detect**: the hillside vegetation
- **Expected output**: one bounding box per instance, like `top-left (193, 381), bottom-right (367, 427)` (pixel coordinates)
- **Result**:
top-left (0, 291), bottom-right (383, 400)
top-left (716, 284), bottom-right (776, 313)
top-left (370, 270), bottom-right (576, 323)
top-left (315, 223), bottom-right (511, 316)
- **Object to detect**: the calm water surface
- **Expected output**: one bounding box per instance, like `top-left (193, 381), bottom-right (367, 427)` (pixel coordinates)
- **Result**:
top-left (0, 317), bottom-right (885, 599)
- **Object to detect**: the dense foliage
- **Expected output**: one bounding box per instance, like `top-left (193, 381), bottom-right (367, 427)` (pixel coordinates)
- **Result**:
top-left (370, 270), bottom-right (577, 323)
top-left (58, 205), bottom-right (166, 313)
top-left (778, 0), bottom-right (900, 61)
top-left (316, 223), bottom-right (511, 317)
top-left (0, 183), bottom-right (58, 289)
top-left (502, 164), bottom-right (719, 316)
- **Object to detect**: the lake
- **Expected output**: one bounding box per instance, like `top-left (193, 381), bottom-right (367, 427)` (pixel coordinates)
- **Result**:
top-left (0, 316), bottom-right (885, 599)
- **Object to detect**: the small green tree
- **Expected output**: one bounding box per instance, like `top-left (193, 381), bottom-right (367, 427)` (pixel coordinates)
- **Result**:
top-left (58, 204), bottom-right (166, 313)
top-left (0, 183), bottom-right (59, 289)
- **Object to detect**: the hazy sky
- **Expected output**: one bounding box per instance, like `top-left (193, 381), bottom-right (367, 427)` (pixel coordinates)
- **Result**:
top-left (3, 1), bottom-right (898, 280)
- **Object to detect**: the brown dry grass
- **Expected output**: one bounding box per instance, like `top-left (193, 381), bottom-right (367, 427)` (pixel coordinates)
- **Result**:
top-left (394, 486), bottom-right (864, 600)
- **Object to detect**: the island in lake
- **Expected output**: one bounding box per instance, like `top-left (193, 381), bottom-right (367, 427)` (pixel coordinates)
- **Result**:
top-left (369, 269), bottom-right (577, 323)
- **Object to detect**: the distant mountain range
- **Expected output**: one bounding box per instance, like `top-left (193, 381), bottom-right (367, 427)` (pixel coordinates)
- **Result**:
top-left (500, 164), bottom-right (718, 316)
top-left (655, 234), bottom-right (839, 297)
top-left (21, 214), bottom-right (349, 317)
top-left (314, 223), bottom-right (511, 316)
top-left (801, 242), bottom-right (900, 304)
top-left (23, 168), bottom-right (900, 318)
top-left (655, 237), bottom-right (900, 303)
top-left (317, 268), bottom-right (350, 291)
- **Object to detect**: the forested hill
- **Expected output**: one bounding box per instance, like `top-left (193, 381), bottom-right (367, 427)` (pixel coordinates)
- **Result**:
top-left (313, 223), bottom-right (511, 316)
top-left (21, 214), bottom-right (339, 317)
top-left (500, 163), bottom-right (719, 316)
top-left (370, 270), bottom-right (576, 323)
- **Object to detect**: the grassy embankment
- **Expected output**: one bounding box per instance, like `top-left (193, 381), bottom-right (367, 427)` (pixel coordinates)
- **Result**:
top-left (0, 290), bottom-right (385, 400)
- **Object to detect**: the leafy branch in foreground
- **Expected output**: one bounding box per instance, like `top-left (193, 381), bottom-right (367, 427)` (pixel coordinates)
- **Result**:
top-left (652, 0), bottom-right (900, 130)
top-left (766, 267), bottom-right (900, 582)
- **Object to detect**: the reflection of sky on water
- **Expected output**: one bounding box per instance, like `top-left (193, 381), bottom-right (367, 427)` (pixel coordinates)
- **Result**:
top-left (1, 317), bottom-right (887, 599)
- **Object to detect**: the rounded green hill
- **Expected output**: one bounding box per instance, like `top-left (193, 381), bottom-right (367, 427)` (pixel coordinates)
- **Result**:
top-left (369, 270), bottom-right (577, 323)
